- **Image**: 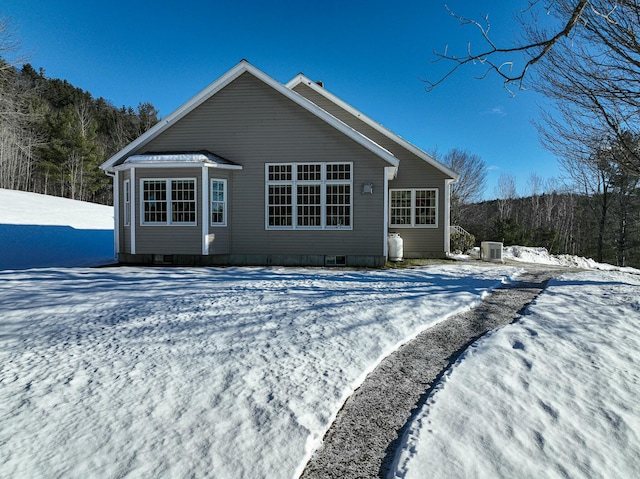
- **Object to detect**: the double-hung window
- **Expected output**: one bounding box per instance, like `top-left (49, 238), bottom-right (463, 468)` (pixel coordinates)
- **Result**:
top-left (390, 188), bottom-right (438, 227)
top-left (210, 179), bottom-right (227, 226)
top-left (141, 178), bottom-right (197, 225)
top-left (266, 162), bottom-right (352, 229)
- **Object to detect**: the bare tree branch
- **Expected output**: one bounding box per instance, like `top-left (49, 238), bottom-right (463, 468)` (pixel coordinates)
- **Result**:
top-left (429, 1), bottom-right (640, 176)
top-left (426, 0), bottom-right (589, 92)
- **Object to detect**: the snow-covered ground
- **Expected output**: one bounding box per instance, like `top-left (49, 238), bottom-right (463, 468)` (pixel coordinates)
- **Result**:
top-left (1, 264), bottom-right (517, 479)
top-left (1, 189), bottom-right (639, 479)
top-left (391, 268), bottom-right (640, 479)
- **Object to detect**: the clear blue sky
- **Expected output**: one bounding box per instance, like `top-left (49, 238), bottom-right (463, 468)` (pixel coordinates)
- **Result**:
top-left (2, 0), bottom-right (562, 200)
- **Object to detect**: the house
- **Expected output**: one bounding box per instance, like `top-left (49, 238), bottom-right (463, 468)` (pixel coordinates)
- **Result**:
top-left (100, 60), bottom-right (459, 267)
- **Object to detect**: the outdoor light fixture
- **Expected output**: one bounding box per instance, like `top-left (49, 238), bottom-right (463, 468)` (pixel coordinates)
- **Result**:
top-left (362, 183), bottom-right (374, 194)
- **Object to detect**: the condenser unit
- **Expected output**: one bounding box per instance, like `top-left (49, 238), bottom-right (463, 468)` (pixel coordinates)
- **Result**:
top-left (480, 241), bottom-right (503, 263)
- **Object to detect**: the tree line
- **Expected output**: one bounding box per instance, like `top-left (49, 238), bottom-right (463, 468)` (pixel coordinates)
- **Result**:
top-left (0, 57), bottom-right (158, 204)
top-left (445, 147), bottom-right (639, 268)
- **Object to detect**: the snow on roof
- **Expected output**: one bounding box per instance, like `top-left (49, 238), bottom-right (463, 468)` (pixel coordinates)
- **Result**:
top-left (119, 151), bottom-right (242, 170)
top-left (125, 153), bottom-right (208, 164)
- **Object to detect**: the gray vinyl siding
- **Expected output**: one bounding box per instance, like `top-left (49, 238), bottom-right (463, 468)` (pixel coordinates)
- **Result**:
top-left (293, 83), bottom-right (450, 257)
top-left (134, 72), bottom-right (389, 257)
top-left (133, 167), bottom-right (203, 255)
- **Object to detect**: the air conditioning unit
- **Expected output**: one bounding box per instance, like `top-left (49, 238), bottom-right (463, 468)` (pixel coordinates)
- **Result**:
top-left (480, 241), bottom-right (503, 263)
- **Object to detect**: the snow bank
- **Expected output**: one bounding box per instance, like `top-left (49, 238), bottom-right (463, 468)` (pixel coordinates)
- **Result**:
top-left (391, 269), bottom-right (640, 479)
top-left (0, 189), bottom-right (114, 269)
top-left (503, 245), bottom-right (640, 273)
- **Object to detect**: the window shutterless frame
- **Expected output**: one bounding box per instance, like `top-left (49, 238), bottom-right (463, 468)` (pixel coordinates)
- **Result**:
top-left (265, 162), bottom-right (352, 230)
top-left (123, 179), bottom-right (131, 226)
top-left (210, 178), bottom-right (227, 226)
top-left (389, 188), bottom-right (438, 228)
top-left (139, 178), bottom-right (197, 226)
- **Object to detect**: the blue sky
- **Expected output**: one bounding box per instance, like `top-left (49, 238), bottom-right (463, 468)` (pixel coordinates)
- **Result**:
top-left (2, 0), bottom-right (562, 199)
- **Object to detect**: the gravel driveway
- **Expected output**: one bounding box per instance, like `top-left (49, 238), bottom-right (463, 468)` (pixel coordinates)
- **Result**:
top-left (300, 267), bottom-right (561, 479)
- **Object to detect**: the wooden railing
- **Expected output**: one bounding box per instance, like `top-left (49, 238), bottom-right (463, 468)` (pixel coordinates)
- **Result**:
top-left (451, 225), bottom-right (472, 237)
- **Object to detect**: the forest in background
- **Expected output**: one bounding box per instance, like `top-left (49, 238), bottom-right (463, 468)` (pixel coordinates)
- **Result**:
top-left (458, 190), bottom-right (640, 268)
top-left (0, 57), bottom-right (158, 204)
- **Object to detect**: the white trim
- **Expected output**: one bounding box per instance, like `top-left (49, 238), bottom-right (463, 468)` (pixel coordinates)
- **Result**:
top-left (113, 161), bottom-right (242, 172)
top-left (139, 177), bottom-right (198, 226)
top-left (100, 60), bottom-right (398, 173)
top-left (286, 74), bottom-right (459, 181)
top-left (130, 168), bottom-right (136, 255)
top-left (210, 178), bottom-right (228, 227)
top-left (383, 167), bottom-right (392, 258)
top-left (444, 179), bottom-right (454, 253)
top-left (389, 188), bottom-right (439, 228)
top-left (202, 167), bottom-right (209, 255)
top-left (203, 163), bottom-right (243, 170)
top-left (113, 171), bottom-right (120, 258)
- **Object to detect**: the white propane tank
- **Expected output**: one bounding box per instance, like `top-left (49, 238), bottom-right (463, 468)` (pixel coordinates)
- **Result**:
top-left (388, 232), bottom-right (404, 262)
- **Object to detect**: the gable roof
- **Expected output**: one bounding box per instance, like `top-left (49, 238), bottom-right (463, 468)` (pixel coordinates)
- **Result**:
top-left (100, 60), bottom-right (400, 172)
top-left (286, 74), bottom-right (459, 181)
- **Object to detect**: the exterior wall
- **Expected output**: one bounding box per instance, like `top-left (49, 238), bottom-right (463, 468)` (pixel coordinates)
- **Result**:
top-left (123, 72), bottom-right (389, 263)
top-left (292, 83), bottom-right (451, 258)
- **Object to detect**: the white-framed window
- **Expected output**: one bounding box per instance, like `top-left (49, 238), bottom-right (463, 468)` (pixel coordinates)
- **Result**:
top-left (265, 162), bottom-right (352, 230)
top-left (123, 179), bottom-right (131, 226)
top-left (390, 188), bottom-right (438, 228)
top-left (210, 178), bottom-right (227, 226)
top-left (140, 178), bottom-right (197, 226)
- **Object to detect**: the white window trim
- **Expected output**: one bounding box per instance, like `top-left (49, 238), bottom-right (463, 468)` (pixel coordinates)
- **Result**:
top-left (265, 162), bottom-right (353, 230)
top-left (123, 179), bottom-right (131, 227)
top-left (139, 178), bottom-right (198, 226)
top-left (389, 188), bottom-right (438, 228)
top-left (130, 168), bottom-right (136, 254)
top-left (210, 178), bottom-right (227, 227)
